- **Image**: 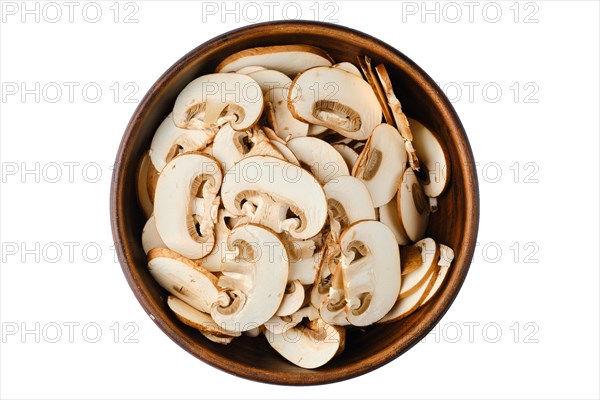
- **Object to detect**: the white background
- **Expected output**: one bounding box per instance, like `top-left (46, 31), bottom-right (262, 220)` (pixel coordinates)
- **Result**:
top-left (1, 1), bottom-right (598, 399)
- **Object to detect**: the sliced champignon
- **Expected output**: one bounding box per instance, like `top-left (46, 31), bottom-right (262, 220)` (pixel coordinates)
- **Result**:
top-left (220, 156), bottom-right (327, 239)
top-left (147, 248), bottom-right (222, 314)
top-left (265, 319), bottom-right (345, 369)
top-left (243, 325), bottom-right (263, 337)
top-left (288, 67), bottom-right (382, 140)
top-left (286, 137), bottom-right (349, 184)
top-left (307, 124), bottom-right (329, 136)
top-left (271, 141), bottom-right (300, 165)
top-left (265, 305), bottom-right (318, 334)
top-left (149, 114), bottom-right (218, 172)
top-left (154, 152), bottom-right (222, 259)
top-left (235, 65), bottom-right (266, 74)
top-left (323, 175), bottom-right (376, 237)
top-left (265, 87), bottom-right (309, 140)
top-left (216, 45), bottom-right (333, 77)
top-left (136, 151), bottom-right (156, 219)
top-left (423, 244), bottom-right (454, 303)
top-left (332, 143), bottom-right (359, 171)
top-left (275, 280), bottom-right (305, 317)
top-left (142, 216), bottom-right (166, 254)
top-left (167, 296), bottom-right (240, 338)
top-left (333, 61), bottom-right (362, 76)
top-left (283, 235), bottom-right (320, 285)
top-left (409, 117), bottom-right (450, 198)
top-left (172, 73), bottom-right (263, 131)
top-left (319, 266), bottom-right (351, 326)
top-left (210, 224), bottom-right (289, 332)
top-left (197, 209), bottom-right (231, 272)
top-left (378, 196), bottom-right (410, 245)
top-left (399, 238), bottom-right (439, 299)
top-left (396, 168), bottom-right (430, 243)
top-left (353, 123), bottom-right (407, 207)
top-left (246, 69), bottom-right (292, 93)
top-left (199, 332), bottom-right (235, 344)
top-left (357, 56), bottom-right (395, 125)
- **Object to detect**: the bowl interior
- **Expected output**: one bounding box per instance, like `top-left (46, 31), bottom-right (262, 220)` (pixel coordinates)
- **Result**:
top-left (111, 21), bottom-right (479, 385)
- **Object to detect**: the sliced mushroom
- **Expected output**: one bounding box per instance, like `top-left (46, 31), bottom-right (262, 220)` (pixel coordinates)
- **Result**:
top-left (275, 280), bottom-right (305, 317)
top-left (216, 45), bottom-right (333, 77)
top-left (210, 224), bottom-right (289, 332)
top-left (265, 319), bottom-right (345, 369)
top-left (339, 220), bottom-right (401, 326)
top-left (333, 62), bottom-right (361, 76)
top-left (332, 143), bottom-right (359, 171)
top-left (220, 156), bottom-right (327, 239)
top-left (357, 56), bottom-right (394, 125)
top-left (286, 137), bottom-right (349, 184)
top-left (409, 117), bottom-right (450, 198)
top-left (423, 244), bottom-right (454, 303)
top-left (319, 265), bottom-right (351, 326)
top-left (323, 175), bottom-right (376, 236)
top-left (397, 168), bottom-right (429, 242)
top-left (243, 325), bottom-right (263, 337)
top-left (235, 65), bottom-right (266, 74)
top-left (149, 114), bottom-right (217, 172)
top-left (265, 87), bottom-right (309, 140)
top-left (307, 124), bottom-right (329, 136)
top-left (271, 141), bottom-right (300, 165)
top-left (142, 215), bottom-right (166, 254)
top-left (172, 73), bottom-right (263, 131)
top-left (378, 196), bottom-right (410, 245)
top-left (246, 69), bottom-right (291, 93)
top-left (167, 296), bottom-right (240, 338)
top-left (154, 152), bottom-right (222, 259)
top-left (136, 151), bottom-right (156, 219)
top-left (288, 67), bottom-right (382, 140)
top-left (399, 238), bottom-right (439, 299)
top-left (353, 123), bottom-right (407, 207)
top-left (147, 248), bottom-right (222, 313)
top-left (197, 209), bottom-right (231, 272)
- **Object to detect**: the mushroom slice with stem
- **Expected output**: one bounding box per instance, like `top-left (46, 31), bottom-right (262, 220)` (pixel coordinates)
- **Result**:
top-left (136, 151), bottom-right (156, 219)
top-left (323, 175), bottom-right (376, 237)
top-left (353, 123), bottom-right (407, 207)
top-left (339, 220), bottom-right (401, 326)
top-left (220, 156), bottom-right (327, 240)
top-left (167, 296), bottom-right (240, 338)
top-left (333, 61), bottom-right (362, 77)
top-left (265, 305), bottom-right (318, 335)
top-left (210, 224), bottom-right (289, 332)
top-left (332, 143), bottom-right (360, 171)
top-left (409, 117), bottom-right (450, 199)
top-left (197, 208), bottom-right (232, 272)
top-left (396, 168), bottom-right (430, 243)
top-left (149, 114), bottom-right (218, 172)
top-left (286, 137), bottom-right (349, 184)
top-left (288, 66), bottom-right (382, 140)
top-left (216, 45), bottom-right (333, 77)
top-left (399, 238), bottom-right (439, 299)
top-left (172, 73), bottom-right (263, 131)
top-left (154, 152), bottom-right (222, 259)
top-left (142, 215), bottom-right (166, 254)
top-left (275, 280), bottom-right (305, 317)
top-left (147, 248), bottom-right (222, 314)
top-left (378, 196), bottom-right (410, 245)
top-left (265, 87), bottom-right (309, 140)
top-left (264, 318), bottom-right (345, 369)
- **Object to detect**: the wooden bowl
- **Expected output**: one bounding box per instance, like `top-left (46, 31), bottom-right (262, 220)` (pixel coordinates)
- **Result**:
top-left (110, 21), bottom-right (479, 385)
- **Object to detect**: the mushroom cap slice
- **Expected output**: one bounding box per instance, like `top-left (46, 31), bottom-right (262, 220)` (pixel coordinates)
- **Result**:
top-left (333, 62), bottom-right (362, 76)
top-left (211, 224), bottom-right (289, 332)
top-left (423, 244), bottom-right (454, 303)
top-left (265, 88), bottom-right (309, 140)
top-left (353, 123), bottom-right (407, 207)
top-left (154, 152), bottom-right (222, 259)
top-left (220, 156), bottom-right (327, 239)
top-left (409, 117), bottom-right (450, 198)
top-left (378, 196), bottom-right (410, 245)
top-left (340, 220), bottom-right (401, 326)
top-left (147, 248), bottom-right (221, 314)
top-left (212, 124), bottom-right (249, 172)
top-left (264, 319), bottom-right (345, 369)
top-left (142, 216), bottom-right (166, 254)
top-left (172, 73), bottom-right (263, 131)
top-left (286, 137), bottom-right (349, 184)
top-left (323, 176), bottom-right (376, 230)
top-left (288, 67), bottom-right (382, 140)
top-left (149, 115), bottom-right (217, 172)
top-left (396, 168), bottom-right (430, 242)
top-left (246, 69), bottom-right (292, 93)
top-left (216, 45), bottom-right (333, 77)
top-left (275, 280), bottom-right (305, 317)
top-left (271, 141), bottom-right (300, 165)
top-left (399, 238), bottom-right (439, 299)
top-left (235, 65), bottom-right (266, 74)
top-left (167, 296), bottom-right (240, 337)
top-left (332, 143), bottom-right (359, 171)
top-left (136, 151), bottom-right (155, 219)
top-left (307, 124), bottom-right (329, 136)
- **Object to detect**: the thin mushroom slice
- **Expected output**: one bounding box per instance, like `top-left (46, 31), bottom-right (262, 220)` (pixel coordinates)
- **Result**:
top-left (154, 152), bottom-right (222, 259)
top-left (353, 123), bottom-right (407, 207)
top-left (167, 296), bottom-right (240, 338)
top-left (264, 319), bottom-right (345, 369)
top-left (216, 45), bottom-right (333, 77)
top-left (265, 88), bottom-right (309, 140)
top-left (149, 114), bottom-right (218, 172)
top-left (172, 73), bottom-right (263, 131)
top-left (211, 224), bottom-right (289, 332)
top-left (265, 305), bottom-right (318, 335)
top-left (307, 123), bottom-right (329, 136)
top-left (221, 156), bottom-right (327, 239)
top-left (323, 175), bottom-right (376, 237)
top-left (319, 265), bottom-right (351, 327)
top-left (333, 62), bottom-right (362, 76)
top-left (142, 216), bottom-right (166, 254)
top-left (409, 117), bottom-right (450, 198)
top-left (235, 65), bottom-right (266, 74)
top-left (136, 152), bottom-right (156, 219)
top-left (399, 238), bottom-right (439, 299)
top-left (340, 220), bottom-right (401, 326)
top-left (271, 141), bottom-right (300, 165)
top-left (423, 244), bottom-right (454, 303)
top-left (357, 56), bottom-right (394, 125)
top-left (276, 280), bottom-right (305, 317)
top-left (332, 143), bottom-right (360, 173)
top-left (287, 137), bottom-right (349, 184)
top-left (379, 196), bottom-right (410, 245)
top-left (397, 168), bottom-right (430, 243)
top-left (246, 69), bottom-right (292, 93)
top-left (288, 66), bottom-right (382, 140)
top-left (147, 248), bottom-right (222, 314)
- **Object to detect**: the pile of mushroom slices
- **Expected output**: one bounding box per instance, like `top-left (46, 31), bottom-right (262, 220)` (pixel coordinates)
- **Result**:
top-left (137, 45), bottom-right (456, 369)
